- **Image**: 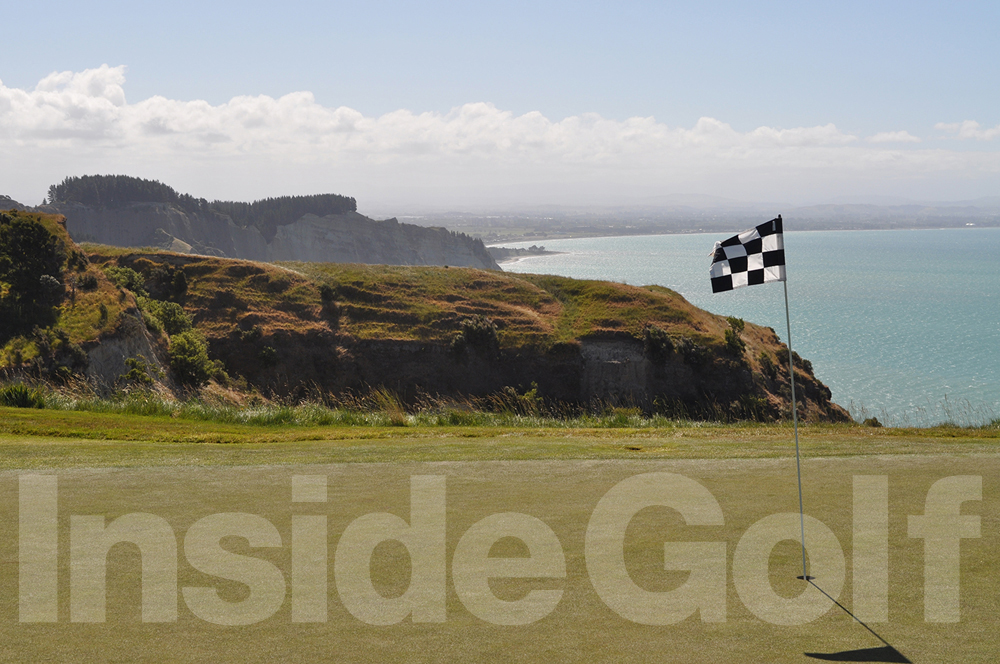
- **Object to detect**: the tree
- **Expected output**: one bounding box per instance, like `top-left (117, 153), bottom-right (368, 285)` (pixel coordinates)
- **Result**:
top-left (169, 330), bottom-right (212, 386)
top-left (0, 214), bottom-right (66, 336)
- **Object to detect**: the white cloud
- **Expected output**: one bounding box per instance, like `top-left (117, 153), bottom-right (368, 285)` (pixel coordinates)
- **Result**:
top-left (2, 66), bottom-right (1000, 208)
top-left (936, 120), bottom-right (1000, 141)
top-left (867, 131), bottom-right (921, 144)
top-left (0, 65), bottom-right (127, 142)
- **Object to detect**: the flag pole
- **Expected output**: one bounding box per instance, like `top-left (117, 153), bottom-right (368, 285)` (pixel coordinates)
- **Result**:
top-left (783, 278), bottom-right (809, 581)
top-left (708, 214), bottom-right (808, 580)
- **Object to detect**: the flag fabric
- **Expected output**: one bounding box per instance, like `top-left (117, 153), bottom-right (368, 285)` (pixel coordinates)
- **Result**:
top-left (709, 215), bottom-right (786, 293)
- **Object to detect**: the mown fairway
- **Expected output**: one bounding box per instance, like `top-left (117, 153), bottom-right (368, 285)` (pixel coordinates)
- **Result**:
top-left (1, 409), bottom-right (997, 662)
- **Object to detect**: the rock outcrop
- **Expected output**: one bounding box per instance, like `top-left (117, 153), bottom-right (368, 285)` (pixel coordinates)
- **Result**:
top-left (41, 202), bottom-right (500, 270)
top-left (83, 307), bottom-right (173, 395)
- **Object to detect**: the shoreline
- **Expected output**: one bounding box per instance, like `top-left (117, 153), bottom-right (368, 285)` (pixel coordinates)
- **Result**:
top-left (483, 224), bottom-right (1000, 246)
top-left (494, 250), bottom-right (567, 264)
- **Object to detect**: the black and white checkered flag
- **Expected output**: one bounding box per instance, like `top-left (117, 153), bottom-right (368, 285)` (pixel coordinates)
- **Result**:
top-left (709, 216), bottom-right (786, 293)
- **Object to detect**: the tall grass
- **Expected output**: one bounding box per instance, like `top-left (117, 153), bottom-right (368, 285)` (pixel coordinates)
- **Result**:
top-left (8, 380), bottom-right (997, 430)
top-left (29, 384), bottom-right (709, 429)
top-left (849, 396), bottom-right (999, 429)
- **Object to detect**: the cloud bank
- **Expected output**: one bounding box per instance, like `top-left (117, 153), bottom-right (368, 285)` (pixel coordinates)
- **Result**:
top-left (2, 66), bottom-right (999, 209)
top-left (935, 120), bottom-right (1000, 141)
top-left (867, 131), bottom-right (921, 144)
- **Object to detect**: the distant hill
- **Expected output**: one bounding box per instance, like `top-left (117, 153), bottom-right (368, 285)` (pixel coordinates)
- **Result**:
top-left (1, 195), bottom-right (28, 211)
top-left (47, 175), bottom-right (356, 241)
top-left (418, 198), bottom-right (1000, 243)
top-left (41, 175), bottom-right (499, 270)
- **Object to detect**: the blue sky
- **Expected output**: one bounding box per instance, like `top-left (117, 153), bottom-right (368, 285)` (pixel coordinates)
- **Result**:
top-left (2, 1), bottom-right (999, 210)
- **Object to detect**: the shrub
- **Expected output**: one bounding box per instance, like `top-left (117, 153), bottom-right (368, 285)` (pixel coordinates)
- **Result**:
top-left (169, 331), bottom-right (212, 386)
top-left (154, 301), bottom-right (192, 336)
top-left (210, 359), bottom-right (230, 385)
top-left (643, 324), bottom-right (673, 364)
top-left (798, 354), bottom-right (813, 375)
top-left (241, 325), bottom-right (263, 342)
top-left (675, 336), bottom-right (708, 367)
top-left (453, 315), bottom-right (499, 356)
top-left (0, 383), bottom-right (46, 409)
top-left (120, 356), bottom-right (162, 385)
top-left (102, 265), bottom-right (146, 295)
top-left (258, 345), bottom-right (277, 366)
top-left (725, 317), bottom-right (746, 356)
top-left (171, 269), bottom-right (188, 295)
top-left (150, 263), bottom-right (173, 288)
top-left (138, 298), bottom-right (192, 336)
top-left (758, 351), bottom-right (777, 380)
top-left (78, 273), bottom-right (98, 290)
top-left (318, 283), bottom-right (336, 302)
top-left (776, 348), bottom-right (813, 375)
top-left (38, 275), bottom-right (63, 303)
top-left (2, 337), bottom-right (30, 366)
top-left (141, 309), bottom-right (162, 335)
top-left (69, 250), bottom-right (90, 272)
top-left (51, 338), bottom-right (89, 378)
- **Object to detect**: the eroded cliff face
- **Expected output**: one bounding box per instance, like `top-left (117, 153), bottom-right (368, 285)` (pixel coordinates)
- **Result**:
top-left (209, 333), bottom-right (847, 423)
top-left (84, 307), bottom-right (174, 395)
top-left (43, 202), bottom-right (499, 270)
top-left (266, 213), bottom-right (499, 268)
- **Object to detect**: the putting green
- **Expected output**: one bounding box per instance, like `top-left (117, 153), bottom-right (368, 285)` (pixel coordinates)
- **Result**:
top-left (1, 451), bottom-right (996, 662)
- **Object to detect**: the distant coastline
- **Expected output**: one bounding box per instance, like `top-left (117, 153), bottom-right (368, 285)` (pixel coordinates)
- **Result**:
top-left (486, 244), bottom-right (566, 263)
top-left (481, 222), bottom-right (997, 245)
top-left (396, 201), bottom-right (1000, 245)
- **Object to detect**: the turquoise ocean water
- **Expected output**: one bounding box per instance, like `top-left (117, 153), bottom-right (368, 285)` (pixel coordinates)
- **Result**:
top-left (500, 228), bottom-right (1000, 425)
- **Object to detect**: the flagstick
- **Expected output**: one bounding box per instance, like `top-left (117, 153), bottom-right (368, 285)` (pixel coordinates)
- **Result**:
top-left (783, 279), bottom-right (809, 581)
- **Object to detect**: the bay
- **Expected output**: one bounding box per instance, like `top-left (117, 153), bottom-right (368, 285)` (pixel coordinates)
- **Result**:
top-left (500, 228), bottom-right (1000, 426)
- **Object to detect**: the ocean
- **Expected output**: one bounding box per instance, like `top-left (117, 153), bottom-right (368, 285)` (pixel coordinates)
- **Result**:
top-left (500, 228), bottom-right (1000, 426)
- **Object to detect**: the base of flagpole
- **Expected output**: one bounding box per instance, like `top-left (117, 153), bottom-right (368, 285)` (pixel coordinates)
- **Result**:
top-left (797, 575), bottom-right (815, 581)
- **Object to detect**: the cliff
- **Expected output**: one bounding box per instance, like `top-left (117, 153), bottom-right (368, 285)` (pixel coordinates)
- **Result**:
top-left (1, 206), bottom-right (845, 421)
top-left (40, 201), bottom-right (500, 270)
top-left (81, 248), bottom-right (848, 422)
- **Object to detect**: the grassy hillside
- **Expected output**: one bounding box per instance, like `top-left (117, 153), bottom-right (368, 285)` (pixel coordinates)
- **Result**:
top-left (281, 261), bottom-right (721, 348)
top-left (83, 249), bottom-right (775, 359)
top-left (83, 251), bottom-right (734, 350)
top-left (73, 247), bottom-right (841, 421)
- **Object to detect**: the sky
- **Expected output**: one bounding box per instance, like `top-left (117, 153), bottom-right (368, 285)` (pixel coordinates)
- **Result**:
top-left (2, 0), bottom-right (999, 213)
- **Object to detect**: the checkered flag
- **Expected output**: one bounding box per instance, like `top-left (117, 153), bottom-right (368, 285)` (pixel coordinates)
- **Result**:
top-left (710, 216), bottom-right (786, 293)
